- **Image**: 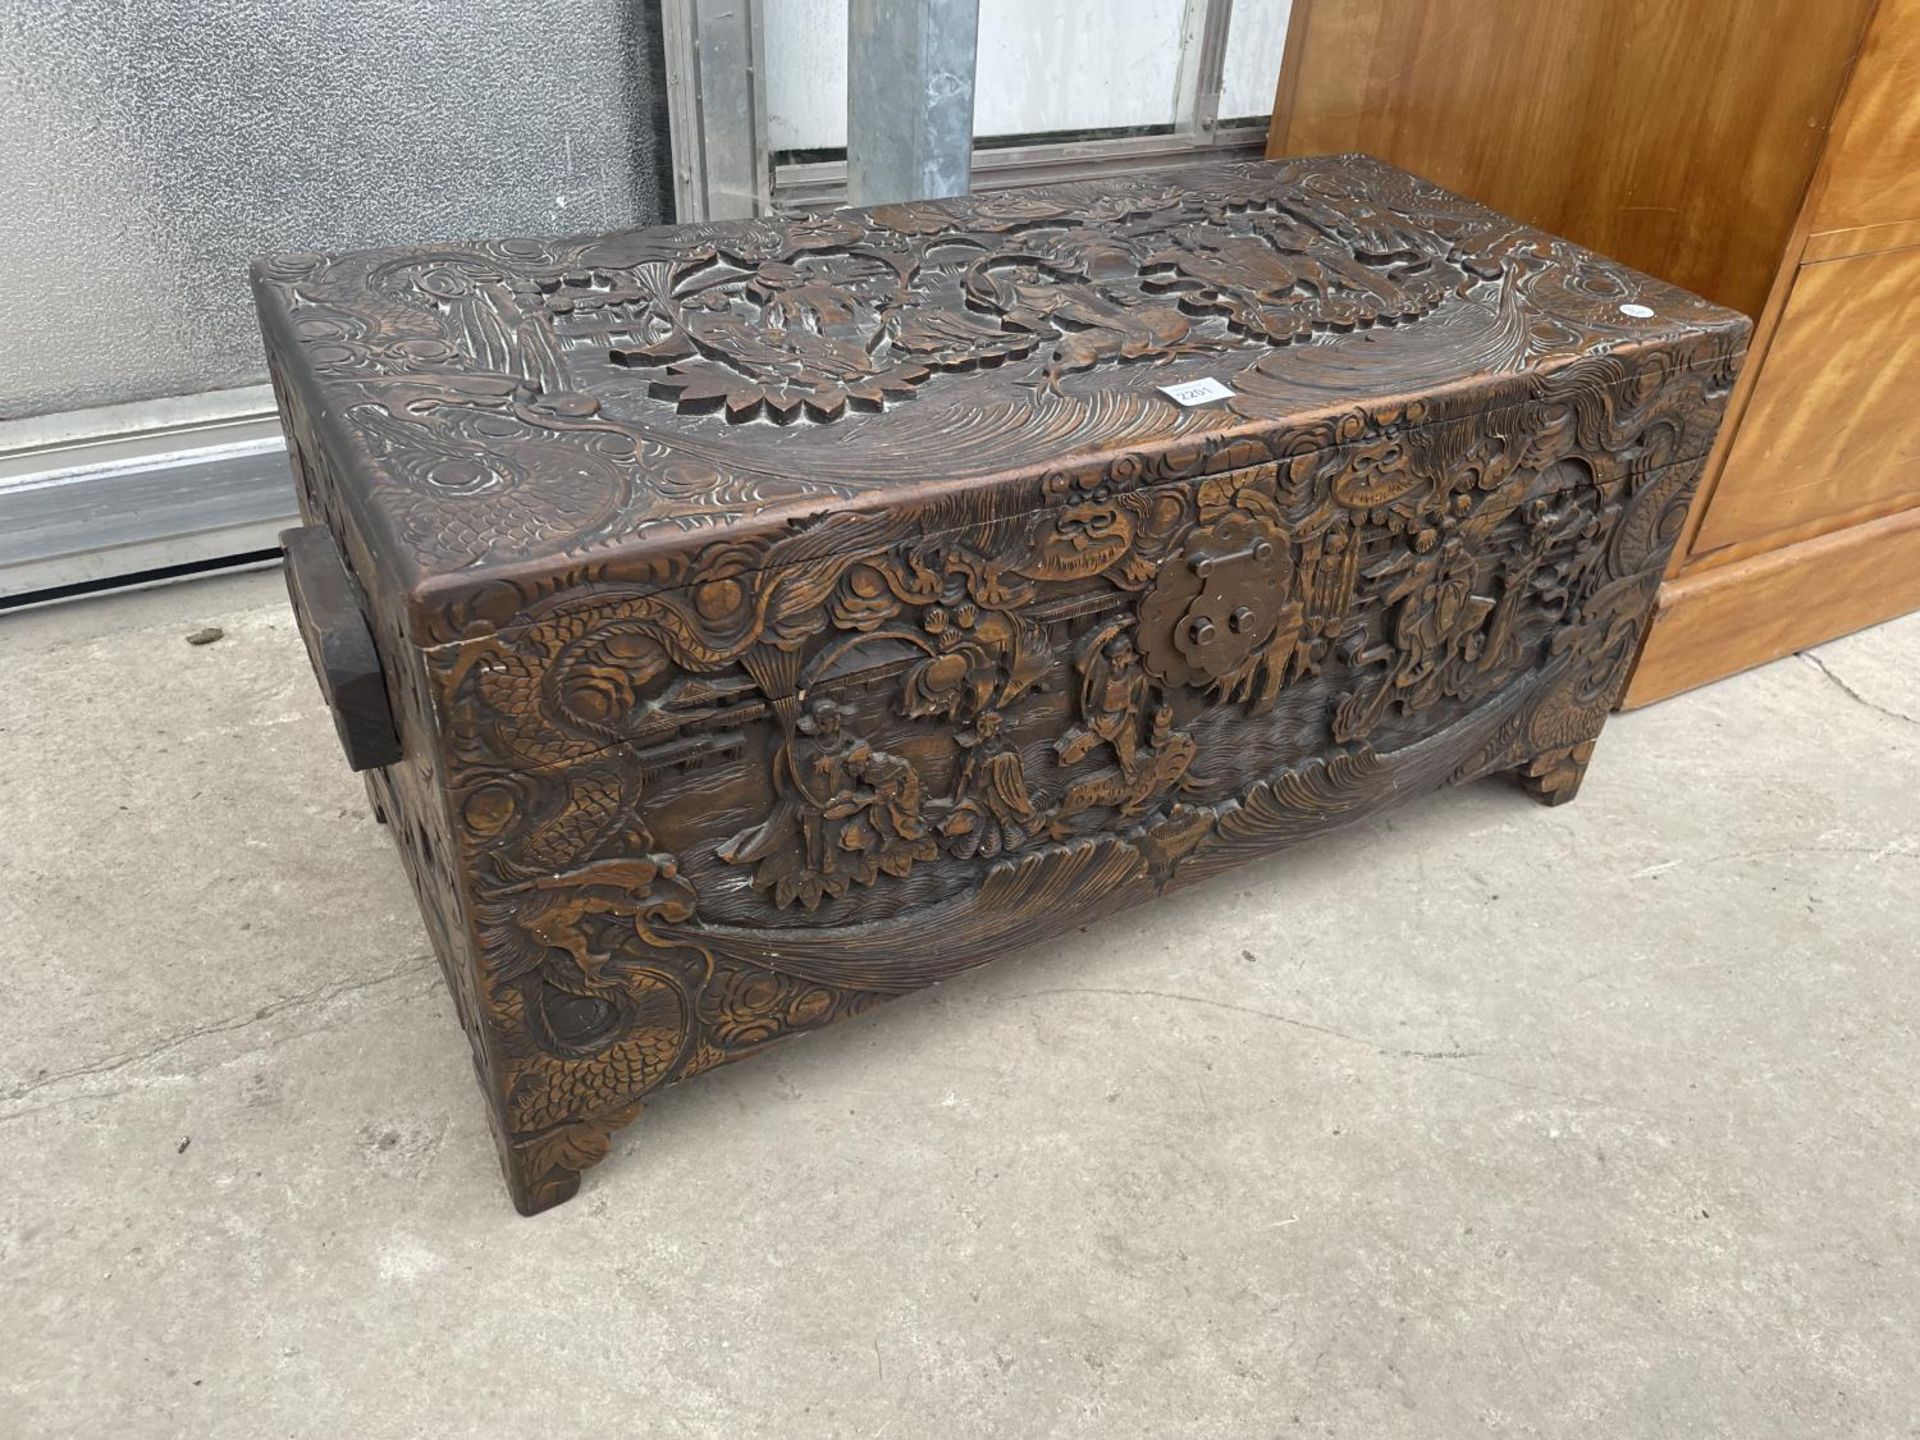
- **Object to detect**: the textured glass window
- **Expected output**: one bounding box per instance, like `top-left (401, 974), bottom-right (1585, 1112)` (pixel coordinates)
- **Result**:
top-left (0, 0), bottom-right (672, 421)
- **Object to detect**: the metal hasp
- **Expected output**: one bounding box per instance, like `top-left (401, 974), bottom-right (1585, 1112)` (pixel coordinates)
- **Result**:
top-left (847, 0), bottom-right (981, 207)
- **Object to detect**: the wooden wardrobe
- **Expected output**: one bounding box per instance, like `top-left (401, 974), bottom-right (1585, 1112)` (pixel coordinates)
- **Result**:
top-left (1267, 0), bottom-right (1920, 705)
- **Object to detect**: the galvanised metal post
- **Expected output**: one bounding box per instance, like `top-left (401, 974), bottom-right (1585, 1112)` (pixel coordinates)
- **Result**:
top-left (847, 0), bottom-right (981, 207)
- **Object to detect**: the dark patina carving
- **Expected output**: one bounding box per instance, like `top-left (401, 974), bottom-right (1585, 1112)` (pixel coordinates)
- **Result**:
top-left (259, 155), bottom-right (1748, 1213)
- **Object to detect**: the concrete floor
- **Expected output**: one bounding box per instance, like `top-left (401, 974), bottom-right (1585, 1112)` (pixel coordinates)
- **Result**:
top-left (0, 571), bottom-right (1914, 1439)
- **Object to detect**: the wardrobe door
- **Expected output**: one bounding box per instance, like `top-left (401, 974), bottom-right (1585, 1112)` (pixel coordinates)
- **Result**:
top-left (1625, 0), bottom-right (1920, 703)
top-left (1264, 0), bottom-right (1872, 319)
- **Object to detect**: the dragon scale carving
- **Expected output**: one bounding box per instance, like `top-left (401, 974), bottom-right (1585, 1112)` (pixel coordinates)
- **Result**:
top-left (258, 156), bottom-right (1748, 1211)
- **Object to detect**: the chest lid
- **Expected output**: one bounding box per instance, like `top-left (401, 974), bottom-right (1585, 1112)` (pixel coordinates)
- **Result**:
top-left (254, 153), bottom-right (1747, 648)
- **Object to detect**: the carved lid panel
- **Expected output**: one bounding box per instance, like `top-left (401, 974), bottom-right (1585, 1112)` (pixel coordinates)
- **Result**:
top-left (253, 153), bottom-right (1747, 645)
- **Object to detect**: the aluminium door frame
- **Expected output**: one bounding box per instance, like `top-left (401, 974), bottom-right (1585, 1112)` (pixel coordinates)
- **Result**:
top-left (4, 0), bottom-right (1259, 604)
top-left (667, 0), bottom-right (1260, 218)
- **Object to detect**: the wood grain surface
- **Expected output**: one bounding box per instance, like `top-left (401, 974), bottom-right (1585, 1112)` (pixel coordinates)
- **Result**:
top-left (259, 157), bottom-right (1744, 1212)
top-left (1266, 0), bottom-right (1874, 321)
top-left (1803, 220), bottom-right (1920, 266)
top-left (1810, 0), bottom-right (1920, 239)
top-left (1625, 504), bottom-right (1920, 707)
top-left (1690, 245), bottom-right (1920, 560)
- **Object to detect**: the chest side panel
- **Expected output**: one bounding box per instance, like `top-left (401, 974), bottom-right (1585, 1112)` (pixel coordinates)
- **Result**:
top-left (425, 343), bottom-right (1732, 777)
top-left (267, 351), bottom-right (514, 1108)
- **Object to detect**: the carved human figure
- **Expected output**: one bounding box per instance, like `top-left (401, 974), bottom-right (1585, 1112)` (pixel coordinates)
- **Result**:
top-left (939, 711), bottom-right (1041, 858)
top-left (1050, 704), bottom-right (1198, 836)
top-left (1056, 628), bottom-right (1150, 776)
top-left (721, 694), bottom-right (948, 909)
top-left (1398, 536), bottom-right (1490, 681)
top-left (1337, 532), bottom-right (1497, 740)
top-left (794, 700), bottom-right (859, 876)
top-left (831, 739), bottom-right (939, 882)
top-left (1477, 495), bottom-right (1605, 676)
top-left (720, 698), bottom-right (863, 910)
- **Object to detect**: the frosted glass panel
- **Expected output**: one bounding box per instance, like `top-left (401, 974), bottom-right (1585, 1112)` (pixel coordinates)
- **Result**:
top-left (1222, 0), bottom-right (1291, 120)
top-left (766, 1), bottom-right (852, 151)
top-left (974, 0), bottom-right (1185, 138)
top-left (767, 0), bottom-right (1189, 152)
top-left (0, 0), bottom-right (671, 421)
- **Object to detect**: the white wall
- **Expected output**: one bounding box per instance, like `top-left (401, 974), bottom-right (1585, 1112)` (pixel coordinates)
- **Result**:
top-left (765, 0), bottom-right (1291, 153)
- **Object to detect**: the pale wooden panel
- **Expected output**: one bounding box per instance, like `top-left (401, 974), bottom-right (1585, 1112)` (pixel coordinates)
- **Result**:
top-left (1692, 245), bottom-right (1920, 557)
top-left (1804, 218), bottom-right (1920, 264)
top-left (1624, 505), bottom-right (1920, 707)
top-left (1267, 0), bottom-right (1873, 320)
top-left (1812, 0), bottom-right (1920, 233)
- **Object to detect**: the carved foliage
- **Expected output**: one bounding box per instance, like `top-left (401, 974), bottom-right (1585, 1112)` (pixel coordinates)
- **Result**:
top-left (253, 154), bottom-right (1743, 613)
top-left (535, 170), bottom-right (1470, 426)
top-left (263, 158), bottom-right (1745, 1210)
top-left (429, 365), bottom-right (1722, 1213)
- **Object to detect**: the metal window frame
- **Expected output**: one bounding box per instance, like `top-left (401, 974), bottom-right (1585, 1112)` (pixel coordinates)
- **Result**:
top-left (668, 0), bottom-right (1268, 217)
top-left (660, 0), bottom-right (773, 221)
top-left (1173, 0), bottom-right (1237, 140)
top-left (773, 123), bottom-right (1271, 211)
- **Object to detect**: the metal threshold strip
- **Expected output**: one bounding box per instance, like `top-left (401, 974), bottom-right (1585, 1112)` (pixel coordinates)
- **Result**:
top-left (773, 123), bottom-right (1272, 211)
top-left (0, 387), bottom-right (296, 606)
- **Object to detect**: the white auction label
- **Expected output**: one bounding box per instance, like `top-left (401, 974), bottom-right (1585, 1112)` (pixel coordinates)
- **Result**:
top-left (1159, 376), bottom-right (1236, 406)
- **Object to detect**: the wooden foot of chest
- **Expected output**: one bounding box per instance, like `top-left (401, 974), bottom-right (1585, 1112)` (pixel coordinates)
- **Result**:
top-left (1516, 741), bottom-right (1598, 808)
top-left (261, 156), bottom-right (1747, 1211)
top-left (497, 1100), bottom-right (647, 1217)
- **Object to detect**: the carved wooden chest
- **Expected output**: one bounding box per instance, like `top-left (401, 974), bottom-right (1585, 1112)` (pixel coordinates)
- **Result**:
top-left (258, 155), bottom-right (1747, 1213)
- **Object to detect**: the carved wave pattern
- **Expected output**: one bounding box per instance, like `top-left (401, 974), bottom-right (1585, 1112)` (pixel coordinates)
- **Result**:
top-left (262, 156), bottom-right (1746, 1208)
top-left (254, 155), bottom-right (1742, 598)
top-left (427, 401), bottom-right (1721, 1206)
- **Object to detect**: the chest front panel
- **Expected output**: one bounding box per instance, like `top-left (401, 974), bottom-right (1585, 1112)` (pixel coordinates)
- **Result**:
top-left (427, 343), bottom-right (1724, 959)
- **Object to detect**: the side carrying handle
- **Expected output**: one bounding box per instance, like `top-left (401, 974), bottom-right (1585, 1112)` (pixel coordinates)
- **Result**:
top-left (281, 525), bottom-right (402, 771)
